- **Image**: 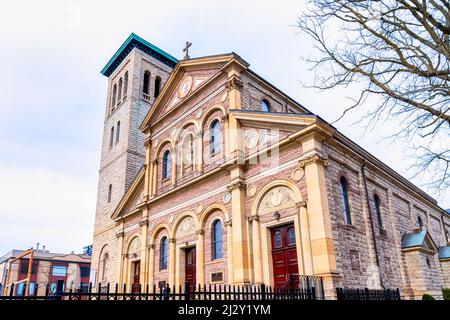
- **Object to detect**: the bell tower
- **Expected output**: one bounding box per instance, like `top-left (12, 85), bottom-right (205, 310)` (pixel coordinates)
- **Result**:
top-left (91, 33), bottom-right (177, 283)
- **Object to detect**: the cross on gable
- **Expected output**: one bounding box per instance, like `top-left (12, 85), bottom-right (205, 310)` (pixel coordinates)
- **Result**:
top-left (183, 41), bottom-right (192, 60)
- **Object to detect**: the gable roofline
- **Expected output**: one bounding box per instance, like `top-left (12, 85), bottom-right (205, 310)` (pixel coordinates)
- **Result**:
top-left (100, 33), bottom-right (178, 77)
top-left (139, 53), bottom-right (246, 132)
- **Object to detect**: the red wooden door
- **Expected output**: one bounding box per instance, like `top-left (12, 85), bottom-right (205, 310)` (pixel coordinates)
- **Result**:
top-left (271, 224), bottom-right (298, 288)
top-left (132, 261), bottom-right (140, 293)
top-left (185, 247), bottom-right (196, 288)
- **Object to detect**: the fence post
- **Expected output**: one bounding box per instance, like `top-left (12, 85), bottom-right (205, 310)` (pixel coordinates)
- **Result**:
top-left (9, 283), bottom-right (14, 296)
top-left (364, 288), bottom-right (369, 301)
top-left (184, 282), bottom-right (190, 301)
top-left (260, 284), bottom-right (265, 300)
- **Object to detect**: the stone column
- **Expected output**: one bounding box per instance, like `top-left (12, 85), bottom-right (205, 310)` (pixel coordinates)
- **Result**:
top-left (139, 217), bottom-right (149, 285)
top-left (115, 226), bottom-right (125, 290)
top-left (227, 172), bottom-right (250, 284)
top-left (196, 229), bottom-right (205, 285)
top-left (225, 220), bottom-right (234, 284)
top-left (168, 238), bottom-right (176, 285)
top-left (249, 216), bottom-right (263, 284)
top-left (298, 201), bottom-right (314, 275)
top-left (148, 244), bottom-right (155, 291)
top-left (151, 159), bottom-right (158, 196)
top-left (299, 131), bottom-right (340, 299)
top-left (143, 138), bottom-right (152, 201)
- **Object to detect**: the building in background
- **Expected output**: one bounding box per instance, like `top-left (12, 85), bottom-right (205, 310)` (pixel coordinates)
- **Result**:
top-left (0, 248), bottom-right (91, 296)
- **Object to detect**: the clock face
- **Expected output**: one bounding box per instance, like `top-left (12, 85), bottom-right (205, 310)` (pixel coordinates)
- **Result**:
top-left (178, 76), bottom-right (193, 98)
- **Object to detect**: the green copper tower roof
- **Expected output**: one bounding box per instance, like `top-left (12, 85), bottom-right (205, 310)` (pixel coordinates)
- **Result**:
top-left (101, 33), bottom-right (178, 77)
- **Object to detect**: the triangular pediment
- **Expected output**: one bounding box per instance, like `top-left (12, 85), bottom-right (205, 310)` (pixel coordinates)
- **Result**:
top-left (111, 167), bottom-right (146, 220)
top-left (401, 229), bottom-right (438, 254)
top-left (140, 53), bottom-right (249, 131)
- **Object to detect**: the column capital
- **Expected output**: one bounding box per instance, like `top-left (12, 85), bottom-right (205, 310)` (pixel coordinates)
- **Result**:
top-left (298, 153), bottom-right (329, 168)
top-left (227, 180), bottom-right (246, 192)
top-left (296, 201), bottom-right (308, 208)
top-left (196, 229), bottom-right (205, 236)
top-left (247, 215), bottom-right (260, 222)
top-left (226, 76), bottom-right (243, 91)
top-left (168, 238), bottom-right (176, 244)
top-left (224, 220), bottom-right (232, 227)
top-left (144, 138), bottom-right (152, 148)
top-left (152, 159), bottom-right (159, 165)
top-left (115, 231), bottom-right (125, 238)
top-left (147, 244), bottom-right (155, 249)
top-left (139, 218), bottom-right (149, 227)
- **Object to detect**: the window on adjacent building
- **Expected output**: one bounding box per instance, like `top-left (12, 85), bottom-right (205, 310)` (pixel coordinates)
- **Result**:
top-left (340, 177), bottom-right (352, 224)
top-left (261, 99), bottom-right (270, 112)
top-left (374, 194), bottom-right (383, 228)
top-left (107, 184), bottom-right (112, 203)
top-left (80, 266), bottom-right (90, 278)
top-left (52, 265), bottom-right (67, 277)
top-left (109, 126), bottom-right (114, 148)
top-left (160, 236), bottom-right (168, 270)
top-left (116, 121), bottom-right (120, 143)
top-left (118, 77), bottom-right (123, 101)
top-left (210, 119), bottom-right (221, 155)
top-left (143, 70), bottom-right (150, 94)
top-left (163, 150), bottom-right (171, 180)
top-left (154, 76), bottom-right (162, 98)
top-left (123, 71), bottom-right (129, 97)
top-left (212, 219), bottom-right (223, 259)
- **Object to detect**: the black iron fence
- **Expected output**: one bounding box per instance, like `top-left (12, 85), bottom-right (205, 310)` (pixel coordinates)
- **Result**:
top-left (1, 279), bottom-right (322, 301)
top-left (336, 287), bottom-right (401, 300)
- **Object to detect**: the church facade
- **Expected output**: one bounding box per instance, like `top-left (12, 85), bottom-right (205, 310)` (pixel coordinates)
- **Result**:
top-left (91, 33), bottom-right (450, 299)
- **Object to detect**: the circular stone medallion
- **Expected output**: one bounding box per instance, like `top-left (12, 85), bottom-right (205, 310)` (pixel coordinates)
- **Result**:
top-left (220, 91), bottom-right (228, 103)
top-left (195, 108), bottom-right (203, 119)
top-left (247, 185), bottom-right (257, 197)
top-left (291, 168), bottom-right (305, 181)
top-left (223, 192), bottom-right (232, 204)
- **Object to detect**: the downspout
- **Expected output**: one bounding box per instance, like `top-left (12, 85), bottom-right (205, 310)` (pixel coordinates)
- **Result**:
top-left (441, 211), bottom-right (449, 244)
top-left (361, 160), bottom-right (384, 289)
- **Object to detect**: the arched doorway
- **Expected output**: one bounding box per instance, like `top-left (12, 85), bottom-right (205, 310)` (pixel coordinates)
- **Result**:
top-left (271, 224), bottom-right (298, 288)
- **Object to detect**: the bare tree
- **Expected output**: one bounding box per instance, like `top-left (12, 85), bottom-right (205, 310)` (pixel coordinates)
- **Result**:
top-left (297, 0), bottom-right (450, 193)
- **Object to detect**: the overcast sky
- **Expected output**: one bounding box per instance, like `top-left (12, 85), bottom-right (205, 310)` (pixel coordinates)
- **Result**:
top-left (0, 0), bottom-right (448, 255)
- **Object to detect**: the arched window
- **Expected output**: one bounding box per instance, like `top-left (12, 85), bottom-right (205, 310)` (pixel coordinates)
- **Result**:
top-left (118, 77), bottom-right (123, 101)
top-left (143, 70), bottom-right (150, 94)
top-left (116, 121), bottom-right (120, 143)
top-left (163, 150), bottom-right (171, 180)
top-left (210, 119), bottom-right (221, 155)
top-left (109, 126), bottom-right (114, 148)
top-left (112, 84), bottom-right (117, 107)
top-left (101, 252), bottom-right (109, 281)
top-left (261, 99), bottom-right (270, 112)
top-left (160, 236), bottom-right (168, 270)
top-left (339, 177), bottom-right (352, 224)
top-left (123, 72), bottom-right (129, 97)
top-left (107, 184), bottom-right (112, 203)
top-left (374, 194), bottom-right (383, 228)
top-left (212, 220), bottom-right (223, 259)
top-left (418, 216), bottom-right (423, 230)
top-left (154, 76), bottom-right (162, 98)
top-left (182, 134), bottom-right (194, 167)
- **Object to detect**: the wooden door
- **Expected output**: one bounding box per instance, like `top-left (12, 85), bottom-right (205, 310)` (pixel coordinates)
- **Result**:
top-left (271, 224), bottom-right (298, 288)
top-left (185, 247), bottom-right (196, 289)
top-left (132, 261), bottom-right (140, 293)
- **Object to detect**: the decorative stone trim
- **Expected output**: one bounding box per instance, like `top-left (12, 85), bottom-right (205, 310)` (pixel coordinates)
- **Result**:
top-left (148, 244), bottom-right (155, 249)
top-left (298, 154), bottom-right (330, 168)
top-left (226, 77), bottom-right (243, 91)
top-left (196, 229), bottom-right (205, 236)
top-left (152, 159), bottom-right (159, 165)
top-left (144, 138), bottom-right (152, 148)
top-left (224, 220), bottom-right (232, 227)
top-left (168, 238), bottom-right (176, 244)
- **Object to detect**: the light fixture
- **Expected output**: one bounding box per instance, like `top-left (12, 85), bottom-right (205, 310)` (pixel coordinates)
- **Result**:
top-left (273, 211), bottom-right (281, 221)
